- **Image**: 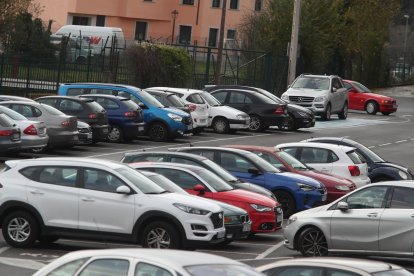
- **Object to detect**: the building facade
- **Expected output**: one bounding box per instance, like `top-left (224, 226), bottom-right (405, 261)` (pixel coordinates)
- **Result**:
top-left (35, 0), bottom-right (264, 46)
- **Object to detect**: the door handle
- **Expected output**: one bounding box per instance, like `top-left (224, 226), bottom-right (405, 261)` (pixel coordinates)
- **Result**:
top-left (30, 190), bottom-right (44, 195)
top-left (367, 213), bottom-right (378, 218)
top-left (410, 214), bottom-right (414, 218)
top-left (81, 197), bottom-right (95, 202)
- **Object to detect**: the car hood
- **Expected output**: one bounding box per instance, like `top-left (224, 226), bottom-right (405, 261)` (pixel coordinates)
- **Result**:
top-left (233, 181), bottom-right (274, 198)
top-left (216, 189), bottom-right (278, 207)
top-left (298, 170), bottom-right (354, 186)
top-left (361, 93), bottom-right (394, 101)
top-left (270, 172), bottom-right (322, 188)
top-left (285, 88), bottom-right (328, 98)
top-left (163, 107), bottom-right (190, 117)
top-left (153, 192), bottom-right (222, 213)
top-left (294, 205), bottom-right (329, 218)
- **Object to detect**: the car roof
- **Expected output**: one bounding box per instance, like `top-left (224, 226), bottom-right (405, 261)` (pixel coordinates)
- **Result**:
top-left (37, 96), bottom-right (95, 102)
top-left (304, 137), bottom-right (357, 146)
top-left (224, 145), bottom-right (280, 153)
top-left (0, 95), bottom-right (35, 102)
top-left (277, 142), bottom-right (355, 153)
top-left (124, 151), bottom-right (210, 161)
top-left (299, 74), bottom-right (338, 79)
top-left (144, 89), bottom-right (176, 96)
top-left (0, 100), bottom-right (45, 107)
top-left (129, 162), bottom-right (205, 172)
top-left (149, 87), bottom-right (204, 95)
top-left (5, 157), bottom-right (126, 170)
top-left (60, 83), bottom-right (141, 91)
top-left (174, 146), bottom-right (253, 155)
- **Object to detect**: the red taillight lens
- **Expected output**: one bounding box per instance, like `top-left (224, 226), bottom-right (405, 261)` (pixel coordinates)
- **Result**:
top-left (88, 113), bottom-right (97, 119)
top-left (186, 104), bottom-right (197, 112)
top-left (61, 120), bottom-right (71, 127)
top-left (124, 111), bottom-right (136, 117)
top-left (23, 124), bottom-right (38, 135)
top-left (273, 106), bottom-right (285, 115)
top-left (0, 130), bottom-right (13, 136)
top-left (348, 165), bottom-right (360, 176)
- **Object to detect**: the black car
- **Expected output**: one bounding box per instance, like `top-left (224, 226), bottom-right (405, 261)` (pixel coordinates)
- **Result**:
top-left (145, 89), bottom-right (191, 113)
top-left (203, 87), bottom-right (288, 132)
top-left (205, 85), bottom-right (315, 131)
top-left (121, 151), bottom-right (276, 200)
top-left (36, 96), bottom-right (110, 142)
top-left (304, 137), bottom-right (414, 182)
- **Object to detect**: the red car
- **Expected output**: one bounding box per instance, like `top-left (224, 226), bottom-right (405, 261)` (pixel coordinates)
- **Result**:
top-left (343, 80), bottom-right (398, 115)
top-left (129, 162), bottom-right (283, 233)
top-left (224, 145), bottom-right (356, 203)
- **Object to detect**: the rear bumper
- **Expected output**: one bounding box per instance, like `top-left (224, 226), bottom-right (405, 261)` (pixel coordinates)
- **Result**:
top-left (123, 122), bottom-right (145, 138)
top-left (261, 114), bottom-right (288, 127)
top-left (48, 132), bottom-right (78, 147)
top-left (0, 141), bottom-right (21, 153)
top-left (91, 125), bottom-right (110, 141)
top-left (21, 136), bottom-right (49, 149)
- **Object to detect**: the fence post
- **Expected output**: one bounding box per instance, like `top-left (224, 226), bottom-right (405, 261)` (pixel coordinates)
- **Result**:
top-left (236, 54), bottom-right (239, 84)
top-left (204, 47), bottom-right (212, 86)
top-left (0, 53), bottom-right (4, 93)
top-left (56, 49), bottom-right (64, 92)
top-left (26, 56), bottom-right (31, 91)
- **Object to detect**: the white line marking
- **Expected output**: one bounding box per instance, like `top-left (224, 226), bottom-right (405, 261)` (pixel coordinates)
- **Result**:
top-left (254, 233), bottom-right (284, 238)
top-left (255, 240), bottom-right (285, 259)
top-left (0, 257), bottom-right (46, 270)
top-left (0, 247), bottom-right (9, 254)
top-left (229, 242), bottom-right (274, 247)
top-left (395, 140), bottom-right (408, 143)
top-left (198, 249), bottom-right (258, 256)
top-left (368, 146), bottom-right (376, 149)
top-left (378, 143), bottom-right (392, 147)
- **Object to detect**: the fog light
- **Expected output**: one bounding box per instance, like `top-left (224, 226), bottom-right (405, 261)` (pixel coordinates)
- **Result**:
top-left (191, 224), bottom-right (207, 231)
top-left (226, 234), bottom-right (233, 239)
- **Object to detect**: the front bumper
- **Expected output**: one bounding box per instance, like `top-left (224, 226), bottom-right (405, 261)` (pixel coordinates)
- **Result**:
top-left (294, 116), bottom-right (315, 129)
top-left (229, 118), bottom-right (250, 130)
top-left (224, 222), bottom-right (251, 240)
top-left (250, 209), bottom-right (282, 233)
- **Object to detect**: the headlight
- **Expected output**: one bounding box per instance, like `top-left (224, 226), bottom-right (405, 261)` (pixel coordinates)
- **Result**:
top-left (382, 100), bottom-right (390, 104)
top-left (287, 216), bottom-right (297, 225)
top-left (297, 111), bottom-right (309, 117)
top-left (250, 204), bottom-right (272, 212)
top-left (236, 114), bottom-right (246, 120)
top-left (399, 170), bottom-right (408, 180)
top-left (173, 203), bottom-right (210, 215)
top-left (168, 113), bottom-right (182, 122)
top-left (224, 215), bottom-right (241, 224)
top-left (314, 96), bottom-right (325, 102)
top-left (335, 185), bottom-right (350, 191)
top-left (298, 183), bottom-right (316, 191)
top-left (281, 94), bottom-right (289, 101)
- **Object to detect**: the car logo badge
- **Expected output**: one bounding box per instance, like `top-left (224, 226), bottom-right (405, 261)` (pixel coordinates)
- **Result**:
top-left (298, 97), bottom-right (302, 102)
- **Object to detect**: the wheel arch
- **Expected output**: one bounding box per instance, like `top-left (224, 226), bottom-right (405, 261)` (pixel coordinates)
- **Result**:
top-left (146, 120), bottom-right (171, 134)
top-left (0, 201), bottom-right (45, 230)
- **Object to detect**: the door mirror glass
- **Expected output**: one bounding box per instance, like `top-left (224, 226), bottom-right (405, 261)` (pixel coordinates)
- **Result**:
top-left (247, 167), bottom-right (261, 175)
top-left (193, 184), bottom-right (205, 195)
top-left (116, 185), bottom-right (131, 194)
top-left (337, 201), bottom-right (349, 211)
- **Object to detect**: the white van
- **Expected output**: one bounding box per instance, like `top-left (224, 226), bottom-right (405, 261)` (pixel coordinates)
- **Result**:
top-left (53, 25), bottom-right (125, 55)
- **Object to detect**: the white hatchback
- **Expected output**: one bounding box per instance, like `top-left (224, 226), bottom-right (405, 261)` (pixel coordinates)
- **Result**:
top-left (276, 142), bottom-right (371, 187)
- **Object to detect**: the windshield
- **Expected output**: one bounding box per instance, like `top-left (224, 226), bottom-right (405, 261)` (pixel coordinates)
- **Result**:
top-left (277, 151), bottom-right (309, 170)
top-left (254, 88), bottom-right (285, 104)
top-left (353, 141), bottom-right (385, 162)
top-left (185, 264), bottom-right (262, 276)
top-left (202, 159), bottom-right (239, 182)
top-left (167, 94), bottom-right (186, 107)
top-left (0, 106), bottom-right (27, 121)
top-left (41, 104), bottom-right (66, 115)
top-left (130, 88), bottom-right (164, 108)
top-left (292, 76), bottom-right (330, 90)
top-left (246, 152), bottom-right (280, 173)
top-left (202, 92), bottom-right (222, 106)
top-left (146, 174), bottom-right (187, 194)
top-left (116, 167), bottom-right (166, 194)
top-left (196, 169), bottom-right (234, 192)
top-left (353, 81), bottom-right (371, 92)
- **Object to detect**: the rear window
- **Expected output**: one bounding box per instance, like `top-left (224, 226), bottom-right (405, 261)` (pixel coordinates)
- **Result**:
top-left (66, 88), bottom-right (88, 96)
top-left (167, 95), bottom-right (186, 107)
top-left (0, 107), bottom-right (26, 121)
top-left (41, 104), bottom-right (65, 115)
top-left (187, 94), bottom-right (205, 104)
top-left (121, 99), bottom-right (140, 110)
top-left (87, 101), bottom-right (105, 112)
top-left (0, 113), bottom-right (14, 127)
top-left (347, 151), bottom-right (363, 164)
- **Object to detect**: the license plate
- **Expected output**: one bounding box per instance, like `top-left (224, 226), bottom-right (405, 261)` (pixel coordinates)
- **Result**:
top-left (322, 193), bottom-right (327, 202)
top-left (242, 223), bottom-right (251, 232)
top-left (138, 126), bottom-right (144, 132)
top-left (217, 231), bottom-right (225, 239)
top-left (276, 215), bottom-right (283, 223)
top-left (187, 125), bottom-right (193, 130)
top-left (87, 133), bottom-right (93, 139)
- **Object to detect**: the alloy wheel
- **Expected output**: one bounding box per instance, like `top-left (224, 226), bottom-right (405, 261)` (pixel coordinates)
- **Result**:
top-left (300, 228), bottom-right (328, 256)
top-left (107, 127), bottom-right (121, 142)
top-left (249, 116), bottom-right (262, 131)
top-left (8, 217), bottom-right (31, 243)
top-left (146, 228), bottom-right (171, 248)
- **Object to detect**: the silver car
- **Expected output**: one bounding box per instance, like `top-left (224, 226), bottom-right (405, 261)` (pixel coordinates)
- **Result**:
top-left (284, 181), bottom-right (414, 257)
top-left (0, 113), bottom-right (21, 154)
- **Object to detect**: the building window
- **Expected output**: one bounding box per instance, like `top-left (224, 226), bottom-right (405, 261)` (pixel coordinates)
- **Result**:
top-left (227, 29), bottom-right (236, 39)
top-left (255, 0), bottom-right (262, 11)
top-left (182, 0), bottom-right (195, 5)
top-left (179, 25), bottom-right (192, 44)
top-left (212, 0), bottom-right (221, 8)
top-left (135, 21), bottom-right (148, 41)
top-left (208, 28), bottom-right (219, 47)
top-left (229, 0), bottom-right (239, 10)
top-left (72, 16), bottom-right (89, 25)
top-left (96, 15), bottom-right (105, 26)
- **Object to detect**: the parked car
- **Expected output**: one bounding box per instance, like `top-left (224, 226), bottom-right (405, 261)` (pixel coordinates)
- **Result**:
top-left (203, 87), bottom-right (288, 132)
top-left (0, 101), bottom-right (78, 150)
top-left (0, 95), bottom-right (35, 102)
top-left (283, 181), bottom-right (414, 258)
top-left (0, 105), bottom-right (48, 152)
top-left (140, 170), bottom-right (251, 242)
top-left (303, 137), bottom-right (414, 182)
top-left (173, 147), bottom-right (327, 217)
top-left (35, 96), bottom-right (109, 142)
top-left (148, 87), bottom-right (209, 134)
top-left (76, 121), bottom-right (93, 144)
top-left (0, 112), bottom-right (21, 154)
top-left (205, 85), bottom-right (315, 131)
top-left (80, 94), bottom-right (145, 142)
top-left (224, 145), bottom-right (356, 203)
top-left (58, 83), bottom-right (193, 141)
top-left (343, 79), bottom-right (398, 115)
top-left (130, 162), bottom-right (283, 233)
top-left (121, 151), bottom-right (276, 200)
top-left (258, 257), bottom-right (412, 276)
top-left (0, 157), bottom-right (225, 249)
top-left (33, 249), bottom-right (263, 276)
top-left (145, 89), bottom-right (191, 113)
top-left (276, 142), bottom-right (371, 188)
top-left (281, 74), bottom-right (348, 120)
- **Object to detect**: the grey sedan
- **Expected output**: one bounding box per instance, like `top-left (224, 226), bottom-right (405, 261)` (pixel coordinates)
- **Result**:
top-left (0, 113), bottom-right (21, 154)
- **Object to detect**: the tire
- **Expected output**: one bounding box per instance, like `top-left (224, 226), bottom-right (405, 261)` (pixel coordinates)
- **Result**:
top-left (107, 125), bottom-right (124, 143)
top-left (321, 104), bottom-right (331, 121)
top-left (338, 102), bottom-right (348, 120)
top-left (148, 123), bottom-right (169, 142)
top-left (382, 112), bottom-right (391, 116)
top-left (141, 221), bottom-right (180, 249)
top-left (366, 101), bottom-right (378, 115)
top-left (212, 118), bottom-right (230, 134)
top-left (2, 211), bottom-right (39, 248)
top-left (273, 190), bottom-right (296, 218)
top-left (249, 115), bottom-right (264, 132)
top-left (278, 113), bottom-right (296, 131)
top-left (298, 227), bottom-right (328, 256)
top-left (193, 127), bottom-right (204, 135)
top-left (38, 236), bottom-right (59, 244)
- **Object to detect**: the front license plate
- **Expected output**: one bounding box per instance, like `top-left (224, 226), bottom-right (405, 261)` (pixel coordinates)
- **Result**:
top-left (242, 223), bottom-right (251, 232)
top-left (217, 231), bottom-right (225, 239)
top-left (87, 133), bottom-right (93, 139)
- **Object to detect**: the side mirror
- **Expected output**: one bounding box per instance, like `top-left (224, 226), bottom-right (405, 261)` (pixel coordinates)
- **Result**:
top-left (331, 87), bottom-right (337, 93)
top-left (193, 184), bottom-right (206, 195)
top-left (337, 201), bottom-right (349, 212)
top-left (116, 185), bottom-right (131, 195)
top-left (279, 166), bottom-right (289, 172)
top-left (138, 102), bottom-right (147, 109)
top-left (248, 167), bottom-right (261, 175)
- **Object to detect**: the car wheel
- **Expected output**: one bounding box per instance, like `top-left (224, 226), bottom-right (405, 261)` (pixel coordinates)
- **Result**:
top-left (141, 221), bottom-right (180, 249)
top-left (278, 113), bottom-right (296, 131)
top-left (2, 211), bottom-right (39, 248)
top-left (149, 123), bottom-right (168, 142)
top-left (298, 227), bottom-right (328, 256)
top-left (249, 115), bottom-right (264, 132)
top-left (273, 190), bottom-right (296, 218)
top-left (382, 112), bottom-right (391, 116)
top-left (213, 118), bottom-right (230, 134)
top-left (107, 126), bottom-right (124, 143)
top-left (338, 102), bottom-right (348, 119)
top-left (366, 101), bottom-right (378, 115)
top-left (321, 104), bottom-right (331, 120)
top-left (38, 236), bottom-right (59, 244)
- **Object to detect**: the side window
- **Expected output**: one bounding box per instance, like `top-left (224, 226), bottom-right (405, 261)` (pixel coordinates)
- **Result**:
top-left (229, 92), bottom-right (246, 104)
top-left (187, 94), bottom-right (205, 104)
top-left (38, 98), bottom-right (57, 107)
top-left (67, 88), bottom-right (88, 96)
top-left (78, 259), bottom-right (129, 276)
top-left (170, 157), bottom-right (199, 166)
top-left (185, 150), bottom-right (215, 161)
top-left (83, 169), bottom-right (125, 193)
top-left (244, 94), bottom-right (253, 103)
top-left (11, 104), bottom-right (35, 117)
top-left (265, 266), bottom-right (323, 276)
top-left (332, 78), bottom-right (343, 89)
top-left (211, 91), bottom-right (228, 103)
top-left (33, 107), bottom-right (42, 117)
top-left (152, 168), bottom-right (200, 189)
top-left (344, 186), bottom-right (388, 209)
top-left (300, 148), bottom-right (333, 164)
top-left (38, 167), bottom-right (78, 187)
top-left (390, 187), bottom-right (414, 209)
top-left (131, 155), bottom-right (165, 162)
top-left (219, 152), bottom-right (257, 173)
top-left (46, 258), bottom-right (89, 276)
top-left (347, 151), bottom-right (363, 164)
top-left (135, 262), bottom-right (172, 276)
top-left (59, 100), bottom-right (83, 112)
top-left (281, 147), bottom-right (298, 158)
top-left (19, 167), bottom-right (39, 181)
top-left (327, 269), bottom-right (359, 276)
top-left (119, 92), bottom-right (142, 105)
top-left (254, 152), bottom-right (283, 168)
top-left (90, 88), bottom-right (115, 95)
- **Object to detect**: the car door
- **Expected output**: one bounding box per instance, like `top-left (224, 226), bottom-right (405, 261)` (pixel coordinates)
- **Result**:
top-left (330, 185), bottom-right (388, 251)
top-left (297, 147), bottom-right (333, 173)
top-left (78, 168), bottom-right (135, 233)
top-left (345, 83), bottom-right (364, 110)
top-left (331, 78), bottom-right (347, 112)
top-left (226, 91), bottom-right (253, 114)
top-left (22, 166), bottom-right (80, 229)
top-left (378, 186), bottom-right (414, 253)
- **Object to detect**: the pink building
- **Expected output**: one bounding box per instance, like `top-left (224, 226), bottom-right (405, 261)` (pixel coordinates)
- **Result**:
top-left (35, 0), bottom-right (264, 46)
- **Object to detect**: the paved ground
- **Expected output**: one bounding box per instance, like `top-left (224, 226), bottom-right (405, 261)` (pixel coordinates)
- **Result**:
top-left (0, 92), bottom-right (413, 274)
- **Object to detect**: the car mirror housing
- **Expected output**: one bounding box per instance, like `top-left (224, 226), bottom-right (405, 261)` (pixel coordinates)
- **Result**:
top-left (193, 184), bottom-right (206, 195)
top-left (138, 102), bottom-right (147, 109)
top-left (248, 167), bottom-right (262, 175)
top-left (116, 185), bottom-right (131, 194)
top-left (337, 201), bottom-right (349, 211)
top-left (331, 87), bottom-right (337, 93)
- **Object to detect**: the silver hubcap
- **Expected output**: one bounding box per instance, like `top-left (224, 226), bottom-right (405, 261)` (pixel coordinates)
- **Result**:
top-left (367, 103), bottom-right (375, 113)
top-left (107, 127), bottom-right (121, 141)
top-left (249, 117), bottom-right (261, 131)
top-left (215, 120), bottom-right (226, 133)
top-left (302, 230), bottom-right (328, 256)
top-left (8, 218), bottom-right (31, 242)
top-left (147, 228), bottom-right (171, 248)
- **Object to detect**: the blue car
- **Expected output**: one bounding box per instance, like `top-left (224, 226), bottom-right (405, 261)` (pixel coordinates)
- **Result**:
top-left (174, 147), bottom-right (327, 218)
top-left (79, 95), bottom-right (145, 142)
top-left (58, 83), bottom-right (193, 141)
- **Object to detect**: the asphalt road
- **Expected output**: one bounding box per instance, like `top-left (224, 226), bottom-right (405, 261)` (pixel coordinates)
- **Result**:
top-left (1, 96), bottom-right (413, 275)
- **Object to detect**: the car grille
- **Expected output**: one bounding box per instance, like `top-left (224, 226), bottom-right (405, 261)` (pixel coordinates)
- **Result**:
top-left (210, 212), bottom-right (224, 229)
top-left (182, 116), bottom-right (192, 125)
top-left (240, 214), bottom-right (250, 223)
top-left (289, 96), bottom-right (314, 103)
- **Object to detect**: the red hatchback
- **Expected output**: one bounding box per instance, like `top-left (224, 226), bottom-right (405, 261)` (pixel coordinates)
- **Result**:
top-left (343, 80), bottom-right (398, 115)
top-left (225, 145), bottom-right (356, 203)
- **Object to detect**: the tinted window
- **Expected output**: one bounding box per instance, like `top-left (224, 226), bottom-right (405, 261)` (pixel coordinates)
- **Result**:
top-left (344, 186), bottom-right (388, 209)
top-left (90, 88), bottom-right (115, 95)
top-left (138, 90), bottom-right (164, 108)
top-left (41, 104), bottom-right (65, 115)
top-left (116, 167), bottom-right (165, 194)
top-left (187, 93), bottom-right (205, 104)
top-left (84, 169), bottom-right (125, 193)
top-left (253, 151), bottom-right (284, 168)
top-left (211, 91), bottom-right (228, 103)
top-left (67, 88), bottom-right (88, 96)
top-left (347, 151), bottom-right (363, 164)
top-left (95, 98), bottom-right (119, 109)
top-left (220, 152), bottom-right (258, 173)
top-left (38, 98), bottom-right (58, 107)
top-left (229, 92), bottom-right (248, 104)
top-left (300, 148), bottom-right (338, 163)
top-left (38, 167), bottom-right (78, 187)
top-left (20, 167), bottom-right (39, 180)
top-left (47, 258), bottom-right (89, 276)
top-left (59, 100), bottom-right (84, 112)
top-left (151, 168), bottom-right (203, 190)
top-left (292, 76), bottom-right (330, 90)
top-left (121, 99), bottom-right (140, 110)
top-left (280, 147), bottom-right (298, 157)
top-left (167, 94), bottom-right (186, 107)
top-left (264, 266), bottom-right (323, 276)
top-left (135, 262), bottom-right (172, 276)
top-left (10, 104), bottom-right (37, 117)
top-left (390, 187), bottom-right (414, 209)
top-left (332, 78), bottom-right (343, 89)
top-left (79, 259), bottom-right (129, 276)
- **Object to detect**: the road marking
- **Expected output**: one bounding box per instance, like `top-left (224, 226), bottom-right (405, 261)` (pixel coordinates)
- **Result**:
top-left (255, 240), bottom-right (285, 259)
top-left (378, 143), bottom-right (392, 147)
top-left (0, 247), bottom-right (9, 254)
top-left (0, 257), bottom-right (46, 270)
top-left (395, 140), bottom-right (408, 143)
top-left (198, 249), bottom-right (258, 256)
top-left (368, 146), bottom-right (376, 149)
top-left (230, 242), bottom-right (274, 247)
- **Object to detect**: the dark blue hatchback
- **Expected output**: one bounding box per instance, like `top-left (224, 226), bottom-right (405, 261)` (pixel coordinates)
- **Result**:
top-left (80, 95), bottom-right (145, 142)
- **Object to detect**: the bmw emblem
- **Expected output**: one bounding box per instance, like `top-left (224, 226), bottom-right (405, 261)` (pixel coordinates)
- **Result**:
top-left (219, 213), bottom-right (223, 219)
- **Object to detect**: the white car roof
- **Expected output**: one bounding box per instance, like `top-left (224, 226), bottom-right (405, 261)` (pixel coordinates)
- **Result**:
top-left (5, 157), bottom-right (126, 170)
top-left (276, 142), bottom-right (355, 153)
top-left (149, 87), bottom-right (204, 95)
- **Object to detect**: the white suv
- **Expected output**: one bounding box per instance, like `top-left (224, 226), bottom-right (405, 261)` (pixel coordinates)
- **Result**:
top-left (0, 158), bottom-right (225, 249)
top-left (281, 74), bottom-right (348, 120)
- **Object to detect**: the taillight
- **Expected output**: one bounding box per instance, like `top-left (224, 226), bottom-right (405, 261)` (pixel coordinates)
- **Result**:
top-left (61, 120), bottom-right (71, 127)
top-left (348, 165), bottom-right (360, 176)
top-left (273, 106), bottom-right (285, 115)
top-left (23, 124), bottom-right (38, 135)
top-left (124, 111), bottom-right (136, 117)
top-left (0, 130), bottom-right (13, 136)
top-left (88, 113), bottom-right (97, 119)
top-left (186, 104), bottom-right (197, 112)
